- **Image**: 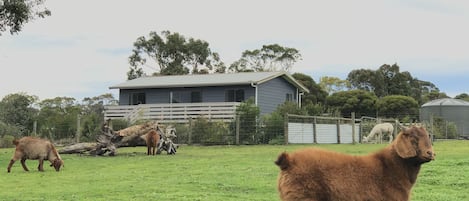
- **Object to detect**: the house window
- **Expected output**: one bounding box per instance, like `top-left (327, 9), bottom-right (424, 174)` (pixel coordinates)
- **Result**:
top-left (170, 92), bottom-right (181, 103)
top-left (286, 93), bottom-right (293, 102)
top-left (226, 89), bottom-right (245, 102)
top-left (191, 91), bottom-right (202, 103)
top-left (130, 92), bottom-right (146, 105)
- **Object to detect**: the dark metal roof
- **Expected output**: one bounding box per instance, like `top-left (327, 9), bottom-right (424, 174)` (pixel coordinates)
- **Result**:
top-left (109, 71), bottom-right (309, 93)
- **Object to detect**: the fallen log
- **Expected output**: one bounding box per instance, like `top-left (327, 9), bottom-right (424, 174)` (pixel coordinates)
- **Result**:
top-left (58, 120), bottom-right (159, 155)
top-left (58, 142), bottom-right (97, 154)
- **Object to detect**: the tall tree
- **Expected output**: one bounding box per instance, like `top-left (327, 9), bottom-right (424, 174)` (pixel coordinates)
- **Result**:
top-left (347, 63), bottom-right (441, 104)
top-left (347, 69), bottom-right (376, 92)
top-left (81, 93), bottom-right (117, 141)
top-left (37, 97), bottom-right (81, 139)
top-left (0, 0), bottom-right (50, 35)
top-left (326, 90), bottom-right (377, 117)
top-left (319, 76), bottom-right (350, 95)
top-left (229, 44), bottom-right (301, 72)
top-left (292, 73), bottom-right (327, 104)
top-left (128, 30), bottom-right (222, 79)
top-left (0, 93), bottom-right (38, 134)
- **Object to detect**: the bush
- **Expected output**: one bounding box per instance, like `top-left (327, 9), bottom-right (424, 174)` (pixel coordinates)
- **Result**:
top-left (0, 135), bottom-right (15, 148)
top-left (191, 117), bottom-right (231, 145)
top-left (432, 117), bottom-right (458, 139)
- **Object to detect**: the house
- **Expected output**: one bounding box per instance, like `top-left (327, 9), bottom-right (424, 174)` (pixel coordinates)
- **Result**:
top-left (105, 71), bottom-right (309, 123)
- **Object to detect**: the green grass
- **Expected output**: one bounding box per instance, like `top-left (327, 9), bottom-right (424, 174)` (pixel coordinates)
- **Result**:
top-left (0, 141), bottom-right (468, 201)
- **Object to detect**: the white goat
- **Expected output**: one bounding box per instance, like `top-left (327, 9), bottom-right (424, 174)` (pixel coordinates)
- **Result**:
top-left (363, 123), bottom-right (394, 143)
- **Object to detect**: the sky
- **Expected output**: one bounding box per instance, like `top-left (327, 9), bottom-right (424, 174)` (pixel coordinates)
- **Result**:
top-left (0, 0), bottom-right (468, 102)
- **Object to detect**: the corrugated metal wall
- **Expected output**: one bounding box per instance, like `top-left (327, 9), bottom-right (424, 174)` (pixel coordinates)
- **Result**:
top-left (288, 122), bottom-right (360, 144)
top-left (420, 105), bottom-right (469, 136)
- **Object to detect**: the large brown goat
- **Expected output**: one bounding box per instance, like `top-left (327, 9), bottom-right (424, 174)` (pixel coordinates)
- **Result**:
top-left (145, 129), bottom-right (161, 155)
top-left (7, 137), bottom-right (64, 173)
top-left (275, 126), bottom-right (435, 201)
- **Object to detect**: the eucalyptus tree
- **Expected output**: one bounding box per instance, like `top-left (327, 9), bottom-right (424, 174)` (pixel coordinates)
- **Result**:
top-left (229, 44), bottom-right (301, 72)
top-left (128, 30), bottom-right (223, 79)
top-left (0, 0), bottom-right (50, 35)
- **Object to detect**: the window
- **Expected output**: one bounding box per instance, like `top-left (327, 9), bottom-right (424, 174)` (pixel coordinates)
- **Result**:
top-left (191, 91), bottom-right (202, 103)
top-left (226, 89), bottom-right (245, 102)
top-left (170, 92), bottom-right (181, 103)
top-left (130, 92), bottom-right (146, 105)
top-left (286, 93), bottom-right (293, 102)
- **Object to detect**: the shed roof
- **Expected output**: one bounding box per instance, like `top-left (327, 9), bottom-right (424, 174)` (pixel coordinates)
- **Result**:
top-left (421, 98), bottom-right (469, 107)
top-left (110, 71), bottom-right (309, 93)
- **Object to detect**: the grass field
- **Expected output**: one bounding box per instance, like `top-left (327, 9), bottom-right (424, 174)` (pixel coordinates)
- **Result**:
top-left (0, 140), bottom-right (468, 201)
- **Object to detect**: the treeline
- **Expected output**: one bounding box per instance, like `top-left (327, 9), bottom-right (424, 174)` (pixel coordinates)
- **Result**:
top-left (0, 93), bottom-right (118, 146)
top-left (294, 64), bottom-right (469, 119)
top-left (1, 64), bottom-right (468, 144)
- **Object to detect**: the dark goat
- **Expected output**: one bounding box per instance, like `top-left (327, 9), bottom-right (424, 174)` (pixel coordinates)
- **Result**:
top-left (145, 129), bottom-right (161, 155)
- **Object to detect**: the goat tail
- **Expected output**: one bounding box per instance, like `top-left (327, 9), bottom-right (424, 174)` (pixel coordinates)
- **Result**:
top-left (12, 139), bottom-right (19, 145)
top-left (275, 152), bottom-right (291, 171)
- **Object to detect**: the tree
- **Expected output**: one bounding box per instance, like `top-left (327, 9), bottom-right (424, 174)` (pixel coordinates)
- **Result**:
top-left (260, 101), bottom-right (306, 144)
top-left (319, 76), bottom-right (350, 95)
top-left (235, 98), bottom-right (260, 144)
top-left (455, 93), bottom-right (469, 102)
top-left (0, 0), bottom-right (50, 35)
top-left (292, 72), bottom-right (327, 105)
top-left (291, 73), bottom-right (326, 115)
top-left (347, 63), bottom-right (441, 104)
top-left (0, 93), bottom-right (38, 134)
top-left (229, 44), bottom-right (301, 72)
top-left (128, 30), bottom-right (223, 79)
top-left (36, 97), bottom-right (81, 139)
top-left (326, 90), bottom-right (377, 117)
top-left (81, 93), bottom-right (117, 141)
top-left (347, 69), bottom-right (376, 92)
top-left (375, 95), bottom-right (419, 119)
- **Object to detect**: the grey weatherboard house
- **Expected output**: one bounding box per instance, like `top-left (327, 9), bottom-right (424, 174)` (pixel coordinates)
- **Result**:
top-left (107, 71), bottom-right (309, 122)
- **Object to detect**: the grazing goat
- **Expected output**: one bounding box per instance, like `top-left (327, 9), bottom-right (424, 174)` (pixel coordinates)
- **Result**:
top-left (275, 126), bottom-right (435, 201)
top-left (145, 129), bottom-right (161, 155)
top-left (363, 122), bottom-right (394, 143)
top-left (7, 137), bottom-right (64, 173)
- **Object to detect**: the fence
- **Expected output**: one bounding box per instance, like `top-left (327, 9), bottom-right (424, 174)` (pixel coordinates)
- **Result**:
top-left (286, 114), bottom-right (360, 144)
top-left (104, 102), bottom-right (240, 124)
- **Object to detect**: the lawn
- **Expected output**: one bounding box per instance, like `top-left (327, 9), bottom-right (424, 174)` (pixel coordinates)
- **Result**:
top-left (0, 140), bottom-right (468, 201)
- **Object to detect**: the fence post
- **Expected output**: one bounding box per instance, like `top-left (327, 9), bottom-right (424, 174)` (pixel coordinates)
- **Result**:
top-left (188, 117), bottom-right (193, 145)
top-left (236, 115), bottom-right (240, 145)
top-left (336, 119), bottom-right (341, 144)
top-left (313, 117), bottom-right (317, 143)
top-left (33, 121), bottom-right (37, 136)
top-left (351, 112), bottom-right (356, 144)
top-left (76, 114), bottom-right (81, 143)
top-left (284, 113), bottom-right (289, 145)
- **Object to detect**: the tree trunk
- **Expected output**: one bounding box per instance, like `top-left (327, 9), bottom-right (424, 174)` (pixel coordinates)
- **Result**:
top-left (58, 121), bottom-right (159, 155)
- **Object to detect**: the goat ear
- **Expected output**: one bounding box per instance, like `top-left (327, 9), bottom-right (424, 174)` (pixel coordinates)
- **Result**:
top-left (394, 132), bottom-right (416, 158)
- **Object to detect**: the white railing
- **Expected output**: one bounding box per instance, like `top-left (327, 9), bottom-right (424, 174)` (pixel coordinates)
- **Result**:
top-left (104, 102), bottom-right (241, 123)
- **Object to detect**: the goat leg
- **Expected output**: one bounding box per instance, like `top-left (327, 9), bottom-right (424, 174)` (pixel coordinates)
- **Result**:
top-left (20, 159), bottom-right (29, 171)
top-left (38, 159), bottom-right (44, 172)
top-left (7, 159), bottom-right (16, 173)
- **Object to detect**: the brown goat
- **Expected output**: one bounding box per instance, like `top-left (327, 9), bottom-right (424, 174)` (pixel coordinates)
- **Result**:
top-left (145, 129), bottom-right (161, 155)
top-left (7, 137), bottom-right (64, 173)
top-left (275, 126), bottom-right (435, 201)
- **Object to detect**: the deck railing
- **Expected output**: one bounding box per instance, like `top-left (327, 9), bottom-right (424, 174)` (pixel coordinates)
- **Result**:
top-left (104, 102), bottom-right (241, 123)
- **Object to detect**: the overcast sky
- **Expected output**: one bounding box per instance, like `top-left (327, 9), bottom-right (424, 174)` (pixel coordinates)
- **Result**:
top-left (0, 0), bottom-right (468, 101)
